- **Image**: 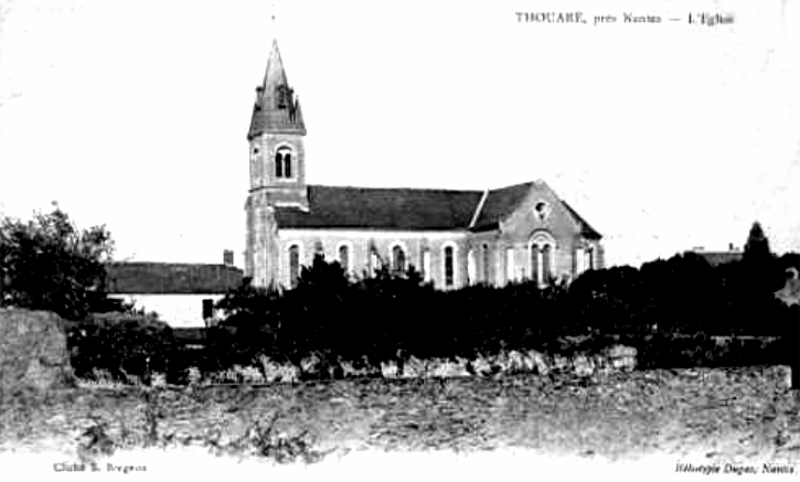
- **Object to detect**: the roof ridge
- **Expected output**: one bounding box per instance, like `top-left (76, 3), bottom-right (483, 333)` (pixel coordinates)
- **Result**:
top-left (487, 180), bottom-right (535, 193)
top-left (306, 181), bottom-right (542, 194)
top-left (560, 200), bottom-right (602, 239)
top-left (105, 261), bottom-right (240, 268)
top-left (307, 184), bottom-right (483, 194)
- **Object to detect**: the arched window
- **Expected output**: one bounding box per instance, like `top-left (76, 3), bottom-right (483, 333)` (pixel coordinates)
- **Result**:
top-left (391, 245), bottom-right (406, 273)
top-left (368, 242), bottom-right (380, 275)
top-left (275, 84), bottom-right (288, 109)
top-left (530, 231), bottom-right (557, 286)
top-left (275, 146), bottom-right (293, 178)
top-left (284, 152), bottom-right (292, 177)
top-left (338, 244), bottom-right (349, 272)
top-left (530, 244), bottom-right (540, 284)
top-left (444, 245), bottom-right (455, 287)
top-left (288, 244), bottom-right (300, 288)
top-left (542, 244), bottom-right (552, 283)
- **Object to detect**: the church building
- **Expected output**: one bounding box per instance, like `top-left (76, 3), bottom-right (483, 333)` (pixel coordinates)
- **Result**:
top-left (244, 38), bottom-right (604, 290)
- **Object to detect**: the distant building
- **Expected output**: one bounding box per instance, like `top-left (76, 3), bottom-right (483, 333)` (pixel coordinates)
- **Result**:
top-left (685, 243), bottom-right (744, 267)
top-left (244, 38), bottom-right (604, 290)
top-left (104, 253), bottom-right (242, 328)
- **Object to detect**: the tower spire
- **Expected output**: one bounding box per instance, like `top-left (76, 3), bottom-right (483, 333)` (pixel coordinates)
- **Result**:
top-left (247, 7), bottom-right (306, 140)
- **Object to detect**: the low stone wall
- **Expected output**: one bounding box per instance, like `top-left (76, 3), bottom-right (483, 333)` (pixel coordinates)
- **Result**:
top-left (195, 345), bottom-right (639, 385)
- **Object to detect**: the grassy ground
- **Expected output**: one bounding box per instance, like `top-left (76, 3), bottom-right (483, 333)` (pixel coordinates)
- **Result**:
top-left (1, 366), bottom-right (800, 477)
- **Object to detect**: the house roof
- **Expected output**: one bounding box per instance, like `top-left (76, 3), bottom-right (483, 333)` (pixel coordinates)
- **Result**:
top-left (273, 183), bottom-right (602, 239)
top-left (104, 262), bottom-right (243, 294)
top-left (275, 185), bottom-right (483, 230)
top-left (685, 251), bottom-right (744, 267)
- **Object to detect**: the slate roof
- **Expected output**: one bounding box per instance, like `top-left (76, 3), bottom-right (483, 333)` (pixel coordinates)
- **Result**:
top-left (274, 183), bottom-right (602, 239)
top-left (248, 39), bottom-right (306, 139)
top-left (561, 200), bottom-right (602, 240)
top-left (104, 262), bottom-right (243, 295)
top-left (275, 185), bottom-right (483, 230)
top-left (685, 251), bottom-right (744, 267)
top-left (471, 182), bottom-right (535, 230)
top-left (248, 103), bottom-right (305, 138)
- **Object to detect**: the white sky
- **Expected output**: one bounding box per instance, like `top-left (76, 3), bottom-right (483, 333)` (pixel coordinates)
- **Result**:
top-left (1, 0), bottom-right (798, 268)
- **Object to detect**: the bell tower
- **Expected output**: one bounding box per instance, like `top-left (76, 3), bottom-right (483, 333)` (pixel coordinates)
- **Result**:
top-left (247, 38), bottom-right (307, 206)
top-left (244, 37), bottom-right (307, 284)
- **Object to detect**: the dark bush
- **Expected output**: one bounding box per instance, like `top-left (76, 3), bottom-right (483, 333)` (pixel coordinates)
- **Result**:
top-left (66, 312), bottom-right (176, 383)
top-left (202, 247), bottom-right (799, 378)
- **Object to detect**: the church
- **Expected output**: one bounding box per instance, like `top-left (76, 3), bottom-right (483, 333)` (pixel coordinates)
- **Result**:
top-left (244, 38), bottom-right (604, 291)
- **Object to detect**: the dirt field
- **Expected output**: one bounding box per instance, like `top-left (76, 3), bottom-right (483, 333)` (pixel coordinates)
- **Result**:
top-left (2, 366), bottom-right (800, 478)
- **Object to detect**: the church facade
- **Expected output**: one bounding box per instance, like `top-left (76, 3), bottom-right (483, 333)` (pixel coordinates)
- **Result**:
top-left (244, 39), bottom-right (604, 290)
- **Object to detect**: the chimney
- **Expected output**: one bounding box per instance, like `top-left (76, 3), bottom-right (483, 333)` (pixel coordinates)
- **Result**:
top-left (223, 250), bottom-right (234, 267)
top-left (728, 243), bottom-right (734, 251)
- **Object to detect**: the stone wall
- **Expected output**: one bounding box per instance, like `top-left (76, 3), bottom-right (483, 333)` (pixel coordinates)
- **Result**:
top-left (0, 308), bottom-right (73, 394)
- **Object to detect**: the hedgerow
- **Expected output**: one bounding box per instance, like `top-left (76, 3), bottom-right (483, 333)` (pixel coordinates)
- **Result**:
top-left (66, 312), bottom-right (176, 384)
top-left (64, 241), bottom-right (799, 384)
top-left (204, 249), bottom-right (798, 377)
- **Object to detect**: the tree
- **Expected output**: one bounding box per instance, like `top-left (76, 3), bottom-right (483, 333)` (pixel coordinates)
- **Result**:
top-left (215, 276), bottom-right (280, 323)
top-left (744, 221), bottom-right (771, 262)
top-left (741, 221), bottom-right (784, 293)
top-left (0, 206), bottom-right (114, 320)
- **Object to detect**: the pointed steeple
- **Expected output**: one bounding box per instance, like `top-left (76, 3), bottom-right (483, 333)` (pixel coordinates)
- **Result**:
top-left (248, 38), bottom-right (306, 139)
top-left (263, 39), bottom-right (288, 87)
